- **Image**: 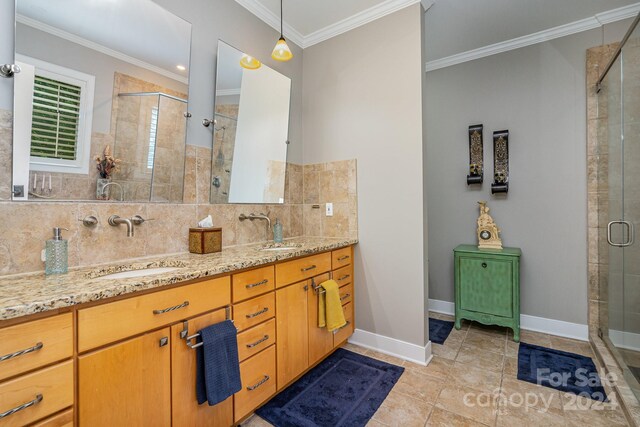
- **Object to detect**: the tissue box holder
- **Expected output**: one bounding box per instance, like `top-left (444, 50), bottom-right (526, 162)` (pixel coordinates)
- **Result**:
top-left (189, 227), bottom-right (222, 254)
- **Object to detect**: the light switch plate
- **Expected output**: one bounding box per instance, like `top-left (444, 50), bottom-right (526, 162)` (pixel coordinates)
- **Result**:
top-left (326, 203), bottom-right (333, 217)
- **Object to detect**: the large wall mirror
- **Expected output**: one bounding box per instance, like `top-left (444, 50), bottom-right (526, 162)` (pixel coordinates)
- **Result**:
top-left (210, 40), bottom-right (291, 204)
top-left (11, 0), bottom-right (192, 202)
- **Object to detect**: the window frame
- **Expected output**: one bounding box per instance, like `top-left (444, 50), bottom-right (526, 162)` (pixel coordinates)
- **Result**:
top-left (17, 54), bottom-right (95, 175)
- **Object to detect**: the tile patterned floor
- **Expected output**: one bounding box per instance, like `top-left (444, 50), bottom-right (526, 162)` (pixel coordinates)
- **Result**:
top-left (242, 312), bottom-right (630, 426)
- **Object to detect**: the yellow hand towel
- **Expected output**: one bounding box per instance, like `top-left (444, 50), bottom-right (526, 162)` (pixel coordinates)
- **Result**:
top-left (318, 279), bottom-right (346, 332)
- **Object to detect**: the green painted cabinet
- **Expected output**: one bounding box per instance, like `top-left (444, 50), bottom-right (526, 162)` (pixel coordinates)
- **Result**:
top-left (454, 244), bottom-right (521, 342)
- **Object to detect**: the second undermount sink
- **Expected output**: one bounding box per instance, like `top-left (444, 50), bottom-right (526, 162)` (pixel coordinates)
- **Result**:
top-left (96, 267), bottom-right (180, 280)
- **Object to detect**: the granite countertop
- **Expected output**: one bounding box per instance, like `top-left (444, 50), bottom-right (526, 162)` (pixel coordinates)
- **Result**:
top-left (0, 237), bottom-right (357, 321)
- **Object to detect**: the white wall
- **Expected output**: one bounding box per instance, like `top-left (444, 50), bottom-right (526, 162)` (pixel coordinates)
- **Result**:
top-left (303, 4), bottom-right (427, 347)
top-left (425, 21), bottom-right (629, 325)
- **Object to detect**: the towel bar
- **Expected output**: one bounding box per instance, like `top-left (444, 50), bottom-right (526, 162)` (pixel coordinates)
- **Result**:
top-left (311, 278), bottom-right (326, 295)
top-left (183, 305), bottom-right (234, 349)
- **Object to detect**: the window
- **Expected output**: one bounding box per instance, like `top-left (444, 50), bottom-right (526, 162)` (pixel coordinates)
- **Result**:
top-left (16, 55), bottom-right (95, 175)
top-left (147, 106), bottom-right (158, 169)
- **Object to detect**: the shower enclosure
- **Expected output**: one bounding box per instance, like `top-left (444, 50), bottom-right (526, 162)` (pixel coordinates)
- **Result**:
top-left (112, 92), bottom-right (188, 202)
top-left (596, 13), bottom-right (640, 402)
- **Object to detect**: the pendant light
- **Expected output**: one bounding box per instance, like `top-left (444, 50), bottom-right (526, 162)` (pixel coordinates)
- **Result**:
top-left (240, 54), bottom-right (261, 70)
top-left (271, 0), bottom-right (293, 62)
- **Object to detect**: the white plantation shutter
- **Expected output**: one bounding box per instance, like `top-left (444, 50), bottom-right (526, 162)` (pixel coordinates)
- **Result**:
top-left (30, 75), bottom-right (82, 160)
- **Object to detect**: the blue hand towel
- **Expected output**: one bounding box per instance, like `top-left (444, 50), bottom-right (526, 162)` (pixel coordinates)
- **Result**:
top-left (195, 320), bottom-right (242, 406)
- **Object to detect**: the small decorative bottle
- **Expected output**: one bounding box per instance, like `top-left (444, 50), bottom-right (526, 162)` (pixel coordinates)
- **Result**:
top-left (273, 218), bottom-right (283, 243)
top-left (45, 227), bottom-right (69, 275)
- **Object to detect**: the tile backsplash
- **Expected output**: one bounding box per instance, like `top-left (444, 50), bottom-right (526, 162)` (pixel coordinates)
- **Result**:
top-left (0, 109), bottom-right (357, 275)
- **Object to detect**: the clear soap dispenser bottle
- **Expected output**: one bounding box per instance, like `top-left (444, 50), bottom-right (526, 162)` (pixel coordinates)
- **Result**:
top-left (273, 218), bottom-right (283, 243)
top-left (45, 227), bottom-right (69, 275)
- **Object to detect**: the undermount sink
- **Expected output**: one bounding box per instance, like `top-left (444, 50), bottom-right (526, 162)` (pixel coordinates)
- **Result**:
top-left (96, 267), bottom-right (180, 280)
top-left (259, 243), bottom-right (303, 252)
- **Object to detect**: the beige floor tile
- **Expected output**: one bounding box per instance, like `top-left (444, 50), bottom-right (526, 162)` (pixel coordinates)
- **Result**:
top-left (241, 414), bottom-right (273, 426)
top-left (366, 419), bottom-right (388, 426)
top-left (404, 357), bottom-right (453, 381)
top-left (564, 401), bottom-right (629, 426)
top-left (469, 322), bottom-right (509, 337)
top-left (430, 312), bottom-right (455, 321)
top-left (365, 349), bottom-right (405, 366)
top-left (372, 390), bottom-right (433, 427)
top-left (449, 361), bottom-right (502, 394)
top-left (426, 407), bottom-right (490, 427)
top-left (515, 330), bottom-right (553, 347)
top-left (432, 342), bottom-right (461, 360)
top-left (456, 344), bottom-right (505, 373)
top-left (435, 385), bottom-right (498, 426)
top-left (503, 357), bottom-right (518, 377)
top-left (505, 340), bottom-right (520, 358)
top-left (464, 332), bottom-right (506, 354)
top-left (447, 327), bottom-right (469, 343)
top-left (548, 336), bottom-right (595, 358)
top-left (496, 403), bottom-right (566, 427)
top-left (342, 342), bottom-right (369, 355)
top-left (393, 368), bottom-right (445, 404)
top-left (500, 377), bottom-right (563, 414)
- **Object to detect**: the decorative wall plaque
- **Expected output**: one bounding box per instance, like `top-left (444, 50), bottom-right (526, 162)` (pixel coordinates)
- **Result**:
top-left (477, 201), bottom-right (502, 249)
top-left (467, 124), bottom-right (483, 185)
top-left (492, 130), bottom-right (509, 194)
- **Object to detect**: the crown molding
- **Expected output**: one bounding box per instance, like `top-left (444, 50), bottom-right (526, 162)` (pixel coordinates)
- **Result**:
top-left (16, 15), bottom-right (188, 85)
top-left (426, 2), bottom-right (640, 73)
top-left (302, 0), bottom-right (421, 48)
top-left (235, 0), bottom-right (421, 49)
top-left (233, 0), bottom-right (305, 48)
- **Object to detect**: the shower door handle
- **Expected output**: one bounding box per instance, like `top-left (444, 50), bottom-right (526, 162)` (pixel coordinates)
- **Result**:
top-left (607, 220), bottom-right (634, 247)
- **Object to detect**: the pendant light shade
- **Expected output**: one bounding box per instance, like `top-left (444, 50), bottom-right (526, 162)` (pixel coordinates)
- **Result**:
top-left (240, 54), bottom-right (261, 70)
top-left (272, 0), bottom-right (293, 62)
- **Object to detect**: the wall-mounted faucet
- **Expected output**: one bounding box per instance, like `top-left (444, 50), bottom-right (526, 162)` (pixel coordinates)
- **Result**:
top-left (239, 213), bottom-right (272, 239)
top-left (108, 215), bottom-right (134, 237)
top-left (100, 182), bottom-right (125, 201)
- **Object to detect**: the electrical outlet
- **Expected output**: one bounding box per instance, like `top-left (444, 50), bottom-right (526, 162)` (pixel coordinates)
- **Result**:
top-left (326, 203), bottom-right (333, 217)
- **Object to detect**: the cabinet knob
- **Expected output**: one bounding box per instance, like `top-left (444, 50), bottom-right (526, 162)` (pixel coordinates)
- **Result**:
top-left (159, 337), bottom-right (168, 347)
top-left (481, 262), bottom-right (487, 268)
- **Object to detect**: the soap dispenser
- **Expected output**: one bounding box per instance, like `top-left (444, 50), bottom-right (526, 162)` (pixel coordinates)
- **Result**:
top-left (45, 227), bottom-right (69, 275)
top-left (273, 218), bottom-right (283, 243)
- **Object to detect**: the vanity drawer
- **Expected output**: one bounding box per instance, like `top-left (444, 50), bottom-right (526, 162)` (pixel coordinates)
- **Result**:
top-left (31, 409), bottom-right (73, 427)
top-left (234, 345), bottom-right (276, 423)
top-left (275, 253), bottom-right (331, 288)
top-left (0, 313), bottom-right (73, 381)
top-left (333, 302), bottom-right (354, 346)
top-left (233, 292), bottom-right (275, 332)
top-left (232, 266), bottom-right (275, 303)
top-left (332, 247), bottom-right (352, 269)
top-left (78, 277), bottom-right (231, 352)
top-left (333, 265), bottom-right (353, 287)
top-left (0, 361), bottom-right (73, 427)
top-left (237, 318), bottom-right (276, 362)
top-left (339, 283), bottom-right (353, 306)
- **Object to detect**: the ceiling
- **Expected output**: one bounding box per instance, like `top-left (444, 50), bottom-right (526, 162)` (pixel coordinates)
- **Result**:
top-left (236, 0), bottom-right (640, 52)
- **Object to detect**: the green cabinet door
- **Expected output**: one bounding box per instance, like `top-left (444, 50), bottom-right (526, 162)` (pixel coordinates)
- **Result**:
top-left (459, 257), bottom-right (513, 318)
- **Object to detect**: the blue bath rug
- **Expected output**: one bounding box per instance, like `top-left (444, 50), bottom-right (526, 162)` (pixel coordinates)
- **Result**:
top-left (255, 348), bottom-right (404, 426)
top-left (429, 318), bottom-right (454, 344)
top-left (517, 342), bottom-right (607, 402)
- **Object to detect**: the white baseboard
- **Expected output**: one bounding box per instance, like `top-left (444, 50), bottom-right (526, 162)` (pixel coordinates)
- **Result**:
top-left (428, 299), bottom-right (589, 341)
top-left (348, 329), bottom-right (432, 366)
top-left (609, 329), bottom-right (640, 352)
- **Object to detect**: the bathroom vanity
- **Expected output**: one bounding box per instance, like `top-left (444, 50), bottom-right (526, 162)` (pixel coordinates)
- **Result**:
top-left (0, 238), bottom-right (356, 426)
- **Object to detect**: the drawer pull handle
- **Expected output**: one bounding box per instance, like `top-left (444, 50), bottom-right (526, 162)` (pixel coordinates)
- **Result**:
top-left (481, 263), bottom-right (487, 268)
top-left (247, 375), bottom-right (270, 391)
top-left (340, 293), bottom-right (351, 301)
top-left (337, 255), bottom-right (350, 261)
top-left (153, 301), bottom-right (189, 315)
top-left (246, 279), bottom-right (269, 289)
top-left (0, 394), bottom-right (43, 419)
top-left (0, 342), bottom-right (43, 362)
top-left (246, 335), bottom-right (270, 348)
top-left (338, 274), bottom-right (350, 281)
top-left (301, 265), bottom-right (317, 272)
top-left (246, 307), bottom-right (269, 319)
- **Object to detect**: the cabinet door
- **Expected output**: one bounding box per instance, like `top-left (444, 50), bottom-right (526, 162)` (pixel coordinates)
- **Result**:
top-left (459, 256), bottom-right (513, 317)
top-left (308, 273), bottom-right (334, 365)
top-left (78, 328), bottom-right (171, 427)
top-left (276, 281), bottom-right (309, 388)
top-left (171, 309), bottom-right (233, 427)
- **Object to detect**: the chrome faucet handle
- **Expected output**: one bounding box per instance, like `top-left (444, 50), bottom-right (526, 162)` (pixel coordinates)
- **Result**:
top-left (131, 215), bottom-right (155, 225)
top-left (79, 216), bottom-right (98, 227)
top-left (238, 213), bottom-right (249, 221)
